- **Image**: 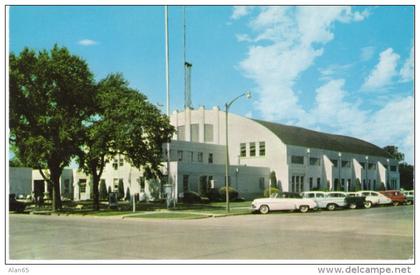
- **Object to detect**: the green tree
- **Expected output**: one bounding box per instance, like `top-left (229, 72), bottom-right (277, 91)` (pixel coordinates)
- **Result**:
top-left (125, 187), bottom-right (131, 201)
top-left (399, 163), bottom-right (414, 190)
top-left (9, 46), bottom-right (95, 211)
top-left (77, 74), bottom-right (174, 210)
top-left (383, 145), bottom-right (405, 162)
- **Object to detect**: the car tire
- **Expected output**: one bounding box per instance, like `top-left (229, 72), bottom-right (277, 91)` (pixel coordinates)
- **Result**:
top-left (326, 203), bottom-right (336, 211)
top-left (406, 200), bottom-right (413, 205)
top-left (364, 201), bottom-right (372, 209)
top-left (392, 201), bottom-right (399, 206)
top-left (299, 205), bottom-right (309, 213)
top-left (349, 203), bottom-right (357, 209)
top-left (259, 205), bottom-right (270, 214)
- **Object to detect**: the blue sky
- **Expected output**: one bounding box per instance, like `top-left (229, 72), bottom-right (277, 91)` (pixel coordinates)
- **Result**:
top-left (9, 6), bottom-right (414, 163)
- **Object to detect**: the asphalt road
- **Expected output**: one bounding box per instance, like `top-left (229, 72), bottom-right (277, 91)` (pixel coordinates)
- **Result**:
top-left (8, 205), bottom-right (414, 261)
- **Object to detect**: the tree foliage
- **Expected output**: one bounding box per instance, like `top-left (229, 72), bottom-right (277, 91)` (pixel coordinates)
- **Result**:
top-left (383, 145), bottom-right (405, 162)
top-left (9, 45), bottom-right (96, 211)
top-left (76, 73), bottom-right (174, 210)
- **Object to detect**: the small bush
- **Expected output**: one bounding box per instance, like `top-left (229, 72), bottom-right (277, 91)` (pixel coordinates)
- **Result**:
top-left (207, 188), bottom-right (222, 202)
top-left (264, 187), bottom-right (280, 197)
top-left (181, 191), bottom-right (202, 204)
top-left (125, 187), bottom-right (131, 201)
top-left (219, 186), bottom-right (239, 201)
top-left (117, 180), bottom-right (124, 200)
top-left (99, 181), bottom-right (108, 200)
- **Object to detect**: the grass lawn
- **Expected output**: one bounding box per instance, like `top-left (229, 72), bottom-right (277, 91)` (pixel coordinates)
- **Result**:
top-left (126, 212), bottom-right (211, 219)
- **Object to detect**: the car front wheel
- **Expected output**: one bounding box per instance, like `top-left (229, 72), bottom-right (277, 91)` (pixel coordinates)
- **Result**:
top-left (259, 204), bottom-right (270, 214)
top-left (364, 201), bottom-right (372, 209)
top-left (326, 204), bottom-right (336, 211)
top-left (299, 205), bottom-right (309, 213)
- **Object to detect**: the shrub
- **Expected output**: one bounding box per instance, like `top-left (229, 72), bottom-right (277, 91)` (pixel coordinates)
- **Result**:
top-left (355, 179), bottom-right (362, 191)
top-left (182, 191), bottom-right (202, 204)
top-left (207, 188), bottom-right (221, 202)
top-left (264, 187), bottom-right (280, 197)
top-left (270, 171), bottom-right (277, 188)
top-left (99, 181), bottom-right (108, 200)
top-left (378, 182), bottom-right (386, 191)
top-left (219, 186), bottom-right (238, 201)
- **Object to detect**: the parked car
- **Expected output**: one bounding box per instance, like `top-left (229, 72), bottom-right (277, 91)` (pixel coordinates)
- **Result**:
top-left (345, 192), bottom-right (367, 209)
top-left (380, 190), bottom-right (406, 206)
top-left (251, 192), bottom-right (317, 214)
top-left (301, 191), bottom-right (347, 211)
top-left (356, 191), bottom-right (392, 208)
top-left (402, 190), bottom-right (414, 205)
top-left (9, 194), bottom-right (26, 212)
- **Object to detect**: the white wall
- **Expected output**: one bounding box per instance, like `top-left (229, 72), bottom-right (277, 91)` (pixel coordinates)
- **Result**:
top-left (9, 167), bottom-right (32, 196)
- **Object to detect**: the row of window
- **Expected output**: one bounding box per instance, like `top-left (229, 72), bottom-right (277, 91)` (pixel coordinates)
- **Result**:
top-left (291, 155), bottom-right (397, 171)
top-left (177, 124), bottom-right (214, 143)
top-left (240, 142), bottom-right (265, 157)
top-left (176, 150), bottom-right (213, 164)
top-left (112, 156), bottom-right (125, 170)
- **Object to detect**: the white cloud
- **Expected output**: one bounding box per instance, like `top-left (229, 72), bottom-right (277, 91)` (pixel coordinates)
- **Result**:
top-left (78, 39), bottom-right (98, 46)
top-left (236, 6), bottom-right (368, 123)
top-left (231, 6), bottom-right (254, 20)
top-left (306, 79), bottom-right (413, 164)
top-left (362, 48), bottom-right (400, 90)
top-left (400, 46), bottom-right (414, 82)
top-left (360, 46), bottom-right (375, 61)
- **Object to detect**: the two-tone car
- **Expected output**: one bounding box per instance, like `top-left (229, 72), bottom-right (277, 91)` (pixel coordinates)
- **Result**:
top-left (380, 190), bottom-right (406, 206)
top-left (251, 192), bottom-right (317, 214)
top-left (301, 191), bottom-right (348, 211)
top-left (355, 191), bottom-right (392, 208)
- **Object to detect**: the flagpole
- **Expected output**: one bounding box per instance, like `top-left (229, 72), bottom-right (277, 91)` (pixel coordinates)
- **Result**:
top-left (164, 6), bottom-right (173, 206)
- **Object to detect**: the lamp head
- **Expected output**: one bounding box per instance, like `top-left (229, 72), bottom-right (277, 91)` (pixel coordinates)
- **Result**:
top-left (244, 91), bottom-right (252, 99)
top-left (338, 152), bottom-right (342, 157)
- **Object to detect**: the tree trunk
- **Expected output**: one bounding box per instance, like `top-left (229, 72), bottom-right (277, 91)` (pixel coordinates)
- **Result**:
top-left (50, 168), bottom-right (62, 211)
top-left (92, 174), bottom-right (100, 211)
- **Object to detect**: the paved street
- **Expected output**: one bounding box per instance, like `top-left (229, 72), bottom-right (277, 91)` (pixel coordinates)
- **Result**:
top-left (9, 205), bottom-right (413, 260)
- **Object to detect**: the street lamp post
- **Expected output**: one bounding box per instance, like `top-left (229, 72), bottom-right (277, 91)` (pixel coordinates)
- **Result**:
top-left (306, 148), bottom-right (310, 191)
top-left (338, 152), bottom-right (342, 191)
top-left (365, 156), bottom-right (369, 190)
top-left (225, 91), bottom-right (252, 213)
top-left (386, 158), bottom-right (390, 190)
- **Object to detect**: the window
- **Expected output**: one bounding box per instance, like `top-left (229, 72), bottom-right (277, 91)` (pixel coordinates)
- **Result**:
top-left (183, 175), bottom-right (189, 192)
top-left (113, 159), bottom-right (118, 170)
top-left (331, 159), bottom-right (338, 167)
top-left (390, 165), bottom-right (397, 172)
top-left (240, 143), bottom-right (246, 157)
top-left (259, 142), bottom-right (266, 156)
top-left (204, 124), bottom-right (214, 142)
top-left (208, 153), bottom-right (213, 164)
top-left (177, 150), bottom-right (183, 161)
top-left (373, 180), bottom-right (376, 190)
top-left (291, 155), bottom-right (304, 164)
top-left (191, 124), bottom-right (199, 142)
top-left (177, 126), bottom-right (185, 141)
top-left (341, 160), bottom-right (350, 168)
top-left (188, 151), bottom-right (193, 162)
top-left (198, 152), bottom-right (203, 162)
top-left (113, 178), bottom-right (119, 191)
top-left (250, 142), bottom-right (256, 157)
top-left (309, 177), bottom-right (313, 190)
top-left (310, 157), bottom-right (320, 166)
top-left (307, 193), bottom-right (315, 198)
top-left (359, 162), bottom-right (366, 168)
top-left (79, 179), bottom-right (87, 193)
top-left (316, 193), bottom-right (324, 198)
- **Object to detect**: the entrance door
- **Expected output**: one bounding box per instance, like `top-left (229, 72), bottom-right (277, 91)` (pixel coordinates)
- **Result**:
top-left (34, 180), bottom-right (45, 198)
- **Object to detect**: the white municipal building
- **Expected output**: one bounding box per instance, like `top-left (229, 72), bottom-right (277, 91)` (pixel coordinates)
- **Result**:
top-left (10, 106), bottom-right (400, 201)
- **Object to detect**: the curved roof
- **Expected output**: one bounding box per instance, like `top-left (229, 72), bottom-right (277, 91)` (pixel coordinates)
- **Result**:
top-left (253, 119), bottom-right (392, 158)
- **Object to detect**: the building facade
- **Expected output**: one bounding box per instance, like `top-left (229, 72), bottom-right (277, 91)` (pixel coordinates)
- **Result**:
top-left (9, 107), bottom-right (399, 200)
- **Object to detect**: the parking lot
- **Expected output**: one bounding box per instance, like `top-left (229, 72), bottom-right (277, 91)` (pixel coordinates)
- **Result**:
top-left (9, 205), bottom-right (413, 261)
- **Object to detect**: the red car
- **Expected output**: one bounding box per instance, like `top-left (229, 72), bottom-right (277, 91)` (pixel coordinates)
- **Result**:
top-left (380, 190), bottom-right (406, 206)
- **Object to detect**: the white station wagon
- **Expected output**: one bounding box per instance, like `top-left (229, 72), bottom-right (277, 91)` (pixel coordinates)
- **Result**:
top-left (251, 192), bottom-right (317, 214)
top-left (301, 191), bottom-right (347, 211)
top-left (356, 191), bottom-right (392, 208)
